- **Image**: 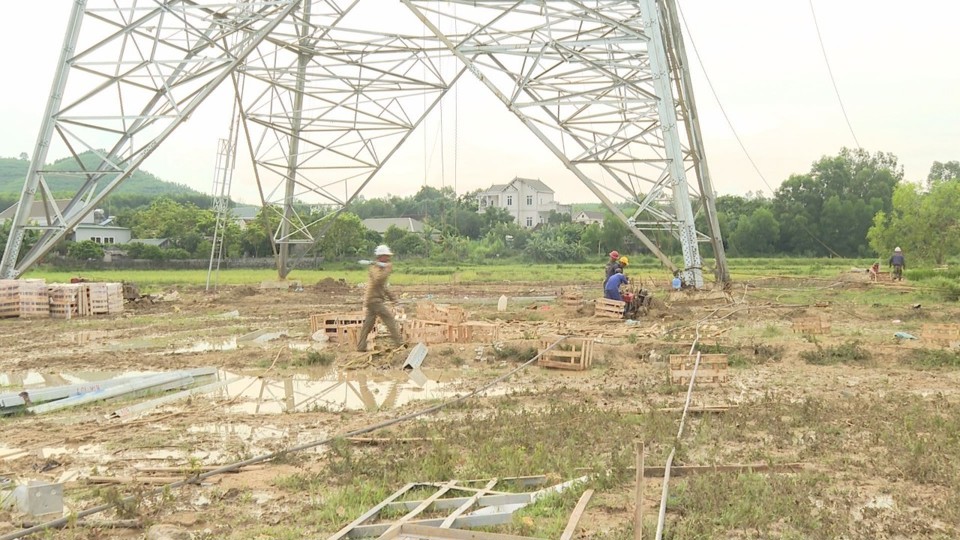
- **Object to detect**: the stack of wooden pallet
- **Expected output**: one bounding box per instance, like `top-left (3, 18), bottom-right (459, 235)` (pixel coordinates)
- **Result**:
top-left (402, 302), bottom-right (502, 345)
top-left (0, 280), bottom-right (19, 318)
top-left (416, 302), bottom-right (467, 325)
top-left (310, 312), bottom-right (368, 343)
top-left (0, 280), bottom-right (124, 319)
top-left (594, 297), bottom-right (625, 318)
top-left (48, 283), bottom-right (82, 320)
top-left (19, 279), bottom-right (49, 318)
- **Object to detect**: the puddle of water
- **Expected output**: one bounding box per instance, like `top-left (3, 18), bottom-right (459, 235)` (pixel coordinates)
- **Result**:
top-left (172, 338), bottom-right (238, 354)
top-left (237, 329), bottom-right (288, 346)
top-left (219, 369), bottom-right (513, 414)
top-left (69, 331), bottom-right (111, 345)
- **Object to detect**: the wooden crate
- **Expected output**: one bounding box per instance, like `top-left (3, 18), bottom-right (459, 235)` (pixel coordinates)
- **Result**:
top-left (669, 354), bottom-right (728, 385)
top-left (538, 337), bottom-right (595, 371)
top-left (791, 317), bottom-right (830, 335)
top-left (402, 319), bottom-right (454, 344)
top-left (457, 321), bottom-right (500, 343)
top-left (921, 324), bottom-right (960, 347)
top-left (594, 298), bottom-right (625, 319)
top-left (416, 302), bottom-right (466, 325)
top-left (558, 290), bottom-right (583, 307)
top-left (310, 312), bottom-right (366, 342)
top-left (49, 284), bottom-right (81, 320)
top-left (0, 280), bottom-right (18, 318)
top-left (19, 279), bottom-right (49, 318)
top-left (105, 283), bottom-right (124, 314)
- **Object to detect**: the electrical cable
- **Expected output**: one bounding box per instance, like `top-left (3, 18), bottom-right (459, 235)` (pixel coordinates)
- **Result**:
top-left (808, 0), bottom-right (861, 149)
top-left (675, 1), bottom-right (843, 259)
top-left (0, 338), bottom-right (568, 540)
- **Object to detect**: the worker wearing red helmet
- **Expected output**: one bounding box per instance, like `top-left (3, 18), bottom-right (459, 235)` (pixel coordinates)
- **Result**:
top-left (604, 250), bottom-right (621, 286)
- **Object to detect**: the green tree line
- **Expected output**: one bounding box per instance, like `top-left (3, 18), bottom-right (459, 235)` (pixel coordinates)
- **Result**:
top-left (3, 148), bottom-right (959, 266)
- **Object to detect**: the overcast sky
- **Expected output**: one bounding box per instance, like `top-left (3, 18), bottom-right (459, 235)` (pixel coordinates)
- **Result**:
top-left (0, 1), bottom-right (957, 205)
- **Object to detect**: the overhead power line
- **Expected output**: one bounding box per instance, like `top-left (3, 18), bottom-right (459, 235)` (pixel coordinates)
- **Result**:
top-left (674, 2), bottom-right (776, 196)
top-left (675, 1), bottom-right (843, 258)
top-left (808, 0), bottom-right (862, 149)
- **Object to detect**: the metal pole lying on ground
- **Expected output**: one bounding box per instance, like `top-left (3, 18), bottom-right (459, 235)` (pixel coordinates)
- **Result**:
top-left (635, 441), bottom-right (645, 540)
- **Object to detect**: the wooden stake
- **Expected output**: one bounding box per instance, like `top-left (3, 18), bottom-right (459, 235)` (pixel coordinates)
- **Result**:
top-left (560, 489), bottom-right (594, 540)
top-left (635, 441), bottom-right (644, 540)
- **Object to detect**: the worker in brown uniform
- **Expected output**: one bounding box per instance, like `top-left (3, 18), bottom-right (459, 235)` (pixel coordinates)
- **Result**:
top-left (356, 244), bottom-right (404, 352)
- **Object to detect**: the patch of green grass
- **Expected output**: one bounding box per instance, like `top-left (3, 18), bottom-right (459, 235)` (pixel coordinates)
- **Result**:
top-left (670, 472), bottom-right (840, 538)
top-left (902, 348), bottom-right (960, 369)
top-left (493, 343), bottom-right (539, 362)
top-left (800, 340), bottom-right (871, 365)
top-left (297, 350), bottom-right (335, 367)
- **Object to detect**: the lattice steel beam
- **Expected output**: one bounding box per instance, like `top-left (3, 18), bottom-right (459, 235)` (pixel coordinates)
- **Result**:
top-left (3, 0), bottom-right (728, 286)
top-left (0, 0), bottom-right (301, 278)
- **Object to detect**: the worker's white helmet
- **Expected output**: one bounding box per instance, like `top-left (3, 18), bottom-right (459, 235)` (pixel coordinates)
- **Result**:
top-left (374, 244), bottom-right (393, 256)
top-left (894, 247), bottom-right (902, 252)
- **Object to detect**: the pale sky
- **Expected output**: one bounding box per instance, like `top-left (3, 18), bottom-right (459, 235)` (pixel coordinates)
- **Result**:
top-left (0, 1), bottom-right (957, 206)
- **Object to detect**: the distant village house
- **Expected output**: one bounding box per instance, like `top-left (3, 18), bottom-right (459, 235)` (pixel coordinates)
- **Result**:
top-left (476, 177), bottom-right (572, 229)
top-left (573, 210), bottom-right (605, 226)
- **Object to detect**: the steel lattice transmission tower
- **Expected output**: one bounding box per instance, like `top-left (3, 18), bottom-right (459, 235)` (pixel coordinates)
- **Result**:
top-left (1, 0), bottom-right (728, 287)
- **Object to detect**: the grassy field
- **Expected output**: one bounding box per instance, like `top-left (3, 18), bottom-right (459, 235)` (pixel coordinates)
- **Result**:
top-left (23, 257), bottom-right (896, 290)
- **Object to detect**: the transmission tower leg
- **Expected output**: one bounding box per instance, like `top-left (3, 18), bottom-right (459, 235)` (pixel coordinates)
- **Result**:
top-left (0, 1), bottom-right (86, 279)
top-left (638, 0), bottom-right (704, 288)
top-left (277, 0), bottom-right (313, 280)
top-left (661, 0), bottom-right (730, 285)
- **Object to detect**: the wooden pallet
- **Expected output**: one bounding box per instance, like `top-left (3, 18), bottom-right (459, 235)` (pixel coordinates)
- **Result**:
top-left (19, 279), bottom-right (49, 318)
top-left (558, 289), bottom-right (583, 307)
top-left (669, 354), bottom-right (728, 385)
top-left (402, 319), bottom-right (453, 344)
top-left (457, 321), bottom-right (500, 343)
top-left (791, 317), bottom-right (830, 335)
top-left (0, 280), bottom-right (19, 318)
top-left (538, 337), bottom-right (595, 371)
top-left (310, 312), bottom-right (366, 342)
top-left (415, 302), bottom-right (467, 325)
top-left (105, 283), bottom-right (124, 314)
top-left (48, 284), bottom-right (81, 320)
top-left (921, 323), bottom-right (960, 347)
top-left (594, 298), bottom-right (625, 319)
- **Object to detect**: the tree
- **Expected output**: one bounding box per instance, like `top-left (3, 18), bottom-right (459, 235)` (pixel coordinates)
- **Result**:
top-left (773, 148), bottom-right (901, 256)
top-left (67, 240), bottom-right (104, 260)
top-left (729, 208), bottom-right (780, 256)
top-left (868, 180), bottom-right (960, 264)
top-left (120, 197), bottom-right (215, 249)
top-left (927, 160), bottom-right (960, 186)
top-left (318, 212), bottom-right (366, 259)
top-left (383, 225), bottom-right (428, 257)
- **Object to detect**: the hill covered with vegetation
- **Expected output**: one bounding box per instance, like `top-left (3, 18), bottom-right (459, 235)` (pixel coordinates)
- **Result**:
top-left (0, 153), bottom-right (203, 197)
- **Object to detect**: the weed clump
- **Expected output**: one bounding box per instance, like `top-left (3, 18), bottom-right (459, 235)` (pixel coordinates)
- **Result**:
top-left (493, 343), bottom-right (539, 362)
top-left (902, 348), bottom-right (960, 369)
top-left (800, 340), bottom-right (871, 365)
top-left (299, 350), bottom-right (335, 366)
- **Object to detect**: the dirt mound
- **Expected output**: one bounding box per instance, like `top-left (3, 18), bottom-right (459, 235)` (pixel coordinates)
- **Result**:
top-left (313, 277), bottom-right (349, 293)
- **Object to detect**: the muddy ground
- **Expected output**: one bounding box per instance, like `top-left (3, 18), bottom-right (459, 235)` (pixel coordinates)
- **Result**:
top-left (2, 274), bottom-right (960, 539)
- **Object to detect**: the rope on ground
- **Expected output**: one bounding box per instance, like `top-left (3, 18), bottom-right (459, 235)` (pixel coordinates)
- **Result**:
top-left (655, 309), bottom-right (714, 540)
top-left (0, 337), bottom-right (568, 540)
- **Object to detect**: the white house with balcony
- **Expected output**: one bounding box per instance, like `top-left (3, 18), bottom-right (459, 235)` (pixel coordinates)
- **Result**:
top-left (477, 177), bottom-right (572, 229)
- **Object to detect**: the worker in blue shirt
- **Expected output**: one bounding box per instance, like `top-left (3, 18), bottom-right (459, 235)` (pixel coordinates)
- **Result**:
top-left (888, 246), bottom-right (905, 281)
top-left (604, 267), bottom-right (629, 301)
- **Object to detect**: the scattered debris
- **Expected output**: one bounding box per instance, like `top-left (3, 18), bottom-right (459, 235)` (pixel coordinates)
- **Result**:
top-left (328, 475), bottom-right (586, 539)
top-left (402, 343), bottom-right (428, 370)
